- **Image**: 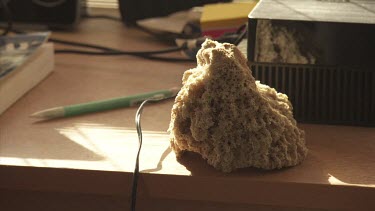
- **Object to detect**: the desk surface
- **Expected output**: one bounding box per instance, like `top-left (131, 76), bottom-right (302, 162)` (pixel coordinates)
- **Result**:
top-left (0, 11), bottom-right (374, 211)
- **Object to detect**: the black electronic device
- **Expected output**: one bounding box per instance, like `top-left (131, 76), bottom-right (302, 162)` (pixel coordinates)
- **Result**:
top-left (247, 0), bottom-right (375, 126)
top-left (118, 0), bottom-right (231, 25)
top-left (0, 0), bottom-right (81, 29)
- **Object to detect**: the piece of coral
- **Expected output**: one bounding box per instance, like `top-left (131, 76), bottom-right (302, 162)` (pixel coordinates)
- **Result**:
top-left (168, 39), bottom-right (308, 173)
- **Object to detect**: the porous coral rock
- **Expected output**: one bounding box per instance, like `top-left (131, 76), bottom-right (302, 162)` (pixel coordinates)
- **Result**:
top-left (168, 39), bottom-right (308, 172)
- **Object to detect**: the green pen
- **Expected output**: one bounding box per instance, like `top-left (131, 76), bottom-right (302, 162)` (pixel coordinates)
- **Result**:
top-left (30, 87), bottom-right (180, 119)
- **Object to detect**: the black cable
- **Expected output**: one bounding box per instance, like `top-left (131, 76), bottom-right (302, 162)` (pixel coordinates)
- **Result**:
top-left (0, 0), bottom-right (12, 36)
top-left (50, 37), bottom-right (196, 62)
top-left (49, 37), bottom-right (118, 52)
top-left (52, 41), bottom-right (194, 62)
top-left (10, 31), bottom-right (191, 61)
top-left (51, 37), bottom-right (188, 55)
top-left (131, 100), bottom-right (148, 211)
top-left (131, 96), bottom-right (176, 211)
top-left (131, 95), bottom-right (177, 211)
top-left (55, 49), bottom-right (194, 62)
top-left (7, 18), bottom-right (192, 62)
top-left (233, 24), bottom-right (248, 46)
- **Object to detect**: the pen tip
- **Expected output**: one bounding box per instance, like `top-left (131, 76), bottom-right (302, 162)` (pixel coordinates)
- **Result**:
top-left (29, 111), bottom-right (42, 118)
top-left (170, 87), bottom-right (181, 96)
top-left (29, 107), bottom-right (64, 119)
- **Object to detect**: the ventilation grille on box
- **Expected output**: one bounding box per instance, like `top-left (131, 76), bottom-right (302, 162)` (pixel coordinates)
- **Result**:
top-left (251, 63), bottom-right (375, 126)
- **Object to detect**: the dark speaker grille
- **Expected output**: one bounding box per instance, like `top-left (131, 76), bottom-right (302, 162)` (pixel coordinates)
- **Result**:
top-left (251, 63), bottom-right (375, 126)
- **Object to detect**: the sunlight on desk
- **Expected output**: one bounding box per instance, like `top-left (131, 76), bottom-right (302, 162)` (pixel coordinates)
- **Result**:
top-left (56, 123), bottom-right (190, 175)
top-left (1, 123), bottom-right (190, 175)
top-left (328, 174), bottom-right (375, 188)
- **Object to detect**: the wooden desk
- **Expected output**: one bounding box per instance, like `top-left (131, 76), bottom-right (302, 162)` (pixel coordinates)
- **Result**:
top-left (1, 12), bottom-right (374, 211)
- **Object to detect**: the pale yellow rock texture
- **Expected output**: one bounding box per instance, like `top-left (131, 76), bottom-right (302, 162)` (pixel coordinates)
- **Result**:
top-left (169, 39), bottom-right (308, 172)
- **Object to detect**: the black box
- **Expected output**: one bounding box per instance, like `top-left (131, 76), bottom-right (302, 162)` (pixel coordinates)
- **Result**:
top-left (0, 0), bottom-right (81, 29)
top-left (247, 0), bottom-right (375, 126)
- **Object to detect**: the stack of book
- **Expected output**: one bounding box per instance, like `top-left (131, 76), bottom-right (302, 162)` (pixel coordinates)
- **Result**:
top-left (200, 1), bottom-right (258, 38)
top-left (0, 33), bottom-right (54, 115)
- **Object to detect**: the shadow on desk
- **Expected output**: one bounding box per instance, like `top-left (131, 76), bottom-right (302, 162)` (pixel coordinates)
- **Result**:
top-left (177, 140), bottom-right (375, 187)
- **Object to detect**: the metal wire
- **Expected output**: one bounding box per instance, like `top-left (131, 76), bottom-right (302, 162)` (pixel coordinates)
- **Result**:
top-left (131, 95), bottom-right (176, 211)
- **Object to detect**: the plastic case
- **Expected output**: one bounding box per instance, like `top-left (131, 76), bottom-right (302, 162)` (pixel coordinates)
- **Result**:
top-left (247, 0), bottom-right (375, 126)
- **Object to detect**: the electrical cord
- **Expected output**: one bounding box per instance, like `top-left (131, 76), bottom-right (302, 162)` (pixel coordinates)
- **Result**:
top-left (233, 24), bottom-right (248, 46)
top-left (50, 37), bottom-right (120, 52)
top-left (55, 49), bottom-right (195, 62)
top-left (131, 100), bottom-right (148, 211)
top-left (50, 35), bottom-right (196, 61)
top-left (1, 7), bottom-right (194, 62)
top-left (8, 32), bottom-right (192, 61)
top-left (50, 37), bottom-right (195, 62)
top-left (51, 38), bottom-right (189, 55)
top-left (53, 46), bottom-right (195, 62)
top-left (0, 0), bottom-right (12, 36)
top-left (132, 96), bottom-right (176, 211)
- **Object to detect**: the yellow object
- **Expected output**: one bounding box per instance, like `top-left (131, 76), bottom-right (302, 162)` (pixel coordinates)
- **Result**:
top-left (200, 1), bottom-right (258, 30)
